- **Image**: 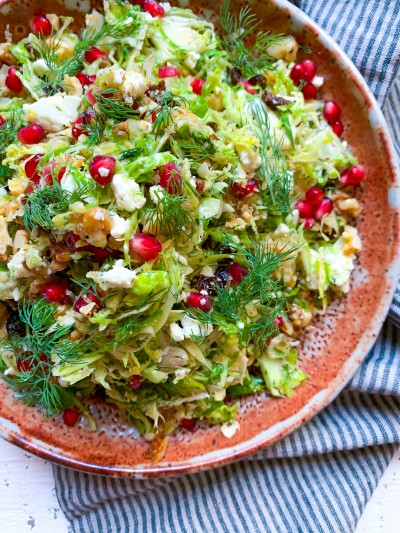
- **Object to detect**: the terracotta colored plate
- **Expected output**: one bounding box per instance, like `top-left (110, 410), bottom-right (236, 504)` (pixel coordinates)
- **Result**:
top-left (0, 0), bottom-right (399, 477)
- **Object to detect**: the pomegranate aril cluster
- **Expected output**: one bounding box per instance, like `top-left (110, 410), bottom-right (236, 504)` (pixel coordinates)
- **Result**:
top-left (290, 59), bottom-right (318, 100)
top-left (323, 100), bottom-right (344, 138)
top-left (296, 186), bottom-right (333, 228)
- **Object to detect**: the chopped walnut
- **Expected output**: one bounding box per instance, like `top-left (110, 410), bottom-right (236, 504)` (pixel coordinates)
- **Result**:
top-left (0, 42), bottom-right (17, 65)
top-left (337, 198), bottom-right (362, 217)
top-left (288, 304), bottom-right (313, 328)
top-left (267, 36), bottom-right (299, 62)
top-left (74, 207), bottom-right (113, 247)
top-left (13, 229), bottom-right (30, 253)
top-left (0, 217), bottom-right (12, 256)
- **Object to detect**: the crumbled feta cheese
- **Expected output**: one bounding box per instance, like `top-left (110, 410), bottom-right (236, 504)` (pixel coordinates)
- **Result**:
top-left (238, 148), bottom-right (261, 173)
top-left (181, 314), bottom-right (213, 338)
top-left (32, 58), bottom-right (50, 77)
top-left (122, 70), bottom-right (148, 98)
top-left (23, 93), bottom-right (81, 132)
top-left (170, 322), bottom-right (185, 342)
top-left (111, 174), bottom-right (146, 212)
top-left (221, 421), bottom-right (240, 438)
top-left (274, 223), bottom-right (291, 237)
top-left (200, 266), bottom-right (214, 277)
top-left (60, 171), bottom-right (76, 193)
top-left (4, 367), bottom-right (15, 376)
top-left (98, 167), bottom-right (111, 178)
top-left (56, 309), bottom-right (77, 327)
top-left (110, 214), bottom-right (129, 239)
top-left (313, 75), bottom-right (324, 88)
top-left (87, 259), bottom-right (137, 290)
top-left (7, 250), bottom-right (28, 278)
top-left (94, 210), bottom-right (105, 221)
top-left (149, 185), bottom-right (165, 205)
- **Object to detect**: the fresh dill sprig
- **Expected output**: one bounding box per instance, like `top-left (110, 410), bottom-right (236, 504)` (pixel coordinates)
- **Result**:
top-left (151, 91), bottom-right (187, 136)
top-left (220, 0), bottom-right (284, 77)
top-left (143, 187), bottom-right (195, 239)
top-left (119, 147), bottom-right (144, 161)
top-left (94, 89), bottom-right (140, 122)
top-left (105, 316), bottom-right (143, 350)
top-left (0, 111), bottom-right (23, 183)
top-left (0, 299), bottom-right (94, 414)
top-left (252, 102), bottom-right (293, 214)
top-left (82, 113), bottom-right (108, 147)
top-left (172, 130), bottom-right (216, 162)
top-left (36, 15), bottom-right (141, 93)
top-left (23, 180), bottom-right (92, 235)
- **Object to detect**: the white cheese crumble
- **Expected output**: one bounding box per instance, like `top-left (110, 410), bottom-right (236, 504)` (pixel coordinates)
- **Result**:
top-left (181, 314), bottom-right (213, 338)
top-left (170, 322), bottom-right (185, 342)
top-left (122, 70), bottom-right (148, 98)
top-left (87, 259), bottom-right (137, 290)
top-left (111, 174), bottom-right (146, 212)
top-left (98, 167), bottom-right (111, 178)
top-left (23, 93), bottom-right (82, 132)
top-left (221, 421), bottom-right (240, 439)
top-left (110, 214), bottom-right (129, 239)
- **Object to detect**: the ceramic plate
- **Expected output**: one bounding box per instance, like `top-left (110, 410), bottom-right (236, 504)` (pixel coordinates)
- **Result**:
top-left (0, 0), bottom-right (399, 477)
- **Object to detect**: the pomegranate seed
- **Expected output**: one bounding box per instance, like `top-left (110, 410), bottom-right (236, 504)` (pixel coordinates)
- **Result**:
top-left (89, 155), bottom-right (116, 186)
top-left (181, 418), bottom-right (196, 432)
top-left (186, 292), bottom-right (212, 312)
top-left (301, 59), bottom-right (317, 82)
top-left (290, 63), bottom-right (306, 86)
top-left (72, 108), bottom-right (95, 139)
top-left (314, 197), bottom-right (333, 220)
top-left (24, 154), bottom-right (43, 184)
top-left (274, 315), bottom-right (284, 328)
top-left (242, 80), bottom-right (258, 94)
top-left (158, 65), bottom-right (181, 78)
top-left (31, 14), bottom-right (52, 35)
top-left (231, 178), bottom-right (259, 198)
top-left (0, 115), bottom-right (5, 127)
top-left (88, 246), bottom-right (117, 263)
top-left (17, 358), bottom-right (32, 373)
top-left (305, 186), bottom-right (324, 206)
top-left (323, 100), bottom-right (341, 124)
top-left (40, 281), bottom-right (68, 304)
top-left (302, 82), bottom-right (317, 100)
top-left (18, 124), bottom-right (45, 144)
top-left (229, 262), bottom-right (247, 284)
top-left (84, 46), bottom-right (108, 64)
top-left (63, 408), bottom-right (80, 427)
top-left (76, 72), bottom-right (96, 88)
top-left (304, 218), bottom-right (315, 229)
top-left (340, 165), bottom-right (365, 186)
top-left (66, 232), bottom-right (81, 251)
top-left (295, 200), bottom-right (314, 218)
top-left (129, 233), bottom-right (162, 261)
top-left (5, 67), bottom-right (23, 93)
top-left (58, 166), bottom-right (67, 181)
top-left (191, 78), bottom-right (206, 95)
top-left (143, 0), bottom-right (165, 17)
top-left (86, 88), bottom-right (96, 105)
top-left (128, 374), bottom-right (143, 390)
top-left (159, 162), bottom-right (182, 193)
top-left (151, 111), bottom-right (157, 123)
top-left (75, 293), bottom-right (102, 315)
top-left (42, 160), bottom-right (58, 184)
top-left (332, 121), bottom-right (344, 137)
top-left (132, 0), bottom-right (144, 6)
top-left (25, 183), bottom-right (34, 194)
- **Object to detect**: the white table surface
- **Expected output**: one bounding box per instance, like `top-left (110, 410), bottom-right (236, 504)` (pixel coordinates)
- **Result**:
top-left (0, 438), bottom-right (398, 532)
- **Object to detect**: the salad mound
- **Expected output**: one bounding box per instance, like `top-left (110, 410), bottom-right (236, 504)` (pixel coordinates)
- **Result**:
top-left (0, 0), bottom-right (364, 459)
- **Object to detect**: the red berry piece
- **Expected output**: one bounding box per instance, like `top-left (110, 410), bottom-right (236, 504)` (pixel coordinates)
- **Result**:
top-left (274, 315), bottom-right (284, 328)
top-left (40, 281), bottom-right (68, 304)
top-left (305, 186), bottom-right (324, 206)
top-left (191, 78), bottom-right (206, 95)
top-left (304, 218), bottom-right (315, 229)
top-left (181, 418), bottom-right (196, 432)
top-left (63, 408), bottom-right (80, 427)
top-left (323, 100), bottom-right (341, 124)
top-left (340, 165), bottom-right (365, 186)
top-left (24, 154), bottom-right (43, 184)
top-left (89, 155), bottom-right (116, 186)
top-left (290, 62), bottom-right (306, 86)
top-left (332, 121), bottom-right (344, 137)
top-left (314, 197), bottom-right (334, 220)
top-left (231, 178), bottom-right (259, 199)
top-left (302, 82), bottom-right (317, 100)
top-left (84, 46), bottom-right (108, 64)
top-left (87, 245), bottom-right (117, 263)
top-left (18, 124), bottom-right (45, 144)
top-left (229, 262), bottom-right (248, 284)
top-left (66, 232), bottom-right (81, 251)
top-left (74, 293), bottom-right (102, 315)
top-left (17, 358), bottom-right (33, 373)
top-left (242, 80), bottom-right (258, 94)
top-left (0, 115), bottom-right (5, 127)
top-left (42, 160), bottom-right (58, 184)
top-left (301, 59), bottom-right (317, 82)
top-left (31, 14), bottom-right (52, 36)
top-left (72, 108), bottom-right (95, 139)
top-left (143, 0), bottom-right (165, 17)
top-left (295, 200), bottom-right (314, 218)
top-left (129, 233), bottom-right (162, 261)
top-left (158, 65), bottom-right (181, 78)
top-left (159, 162), bottom-right (182, 193)
top-left (85, 88), bottom-right (96, 105)
top-left (128, 374), bottom-right (143, 390)
top-left (186, 292), bottom-right (212, 312)
top-left (5, 67), bottom-right (23, 93)
top-left (76, 72), bottom-right (96, 88)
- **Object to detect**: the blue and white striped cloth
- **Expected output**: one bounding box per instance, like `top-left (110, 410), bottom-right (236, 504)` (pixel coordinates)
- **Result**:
top-left (53, 1), bottom-right (400, 531)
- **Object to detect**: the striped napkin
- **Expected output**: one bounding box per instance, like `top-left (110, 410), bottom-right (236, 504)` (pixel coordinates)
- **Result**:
top-left (53, 1), bottom-right (400, 531)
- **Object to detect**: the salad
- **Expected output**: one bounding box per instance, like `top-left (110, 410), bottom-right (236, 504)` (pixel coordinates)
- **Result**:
top-left (0, 0), bottom-right (364, 459)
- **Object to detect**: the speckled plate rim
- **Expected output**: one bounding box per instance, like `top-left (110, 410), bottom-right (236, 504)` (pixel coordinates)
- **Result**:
top-left (0, 0), bottom-right (399, 477)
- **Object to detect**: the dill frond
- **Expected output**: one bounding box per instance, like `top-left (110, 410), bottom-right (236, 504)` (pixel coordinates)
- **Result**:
top-left (220, 0), bottom-right (284, 77)
top-left (119, 147), bottom-right (144, 161)
top-left (172, 130), bottom-right (216, 162)
top-left (252, 102), bottom-right (293, 214)
top-left (151, 91), bottom-right (187, 136)
top-left (143, 187), bottom-right (195, 239)
top-left (94, 89), bottom-right (140, 122)
top-left (0, 111), bottom-right (23, 183)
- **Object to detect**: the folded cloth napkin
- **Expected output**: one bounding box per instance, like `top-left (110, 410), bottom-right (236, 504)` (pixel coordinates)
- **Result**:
top-left (53, 1), bottom-right (400, 531)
